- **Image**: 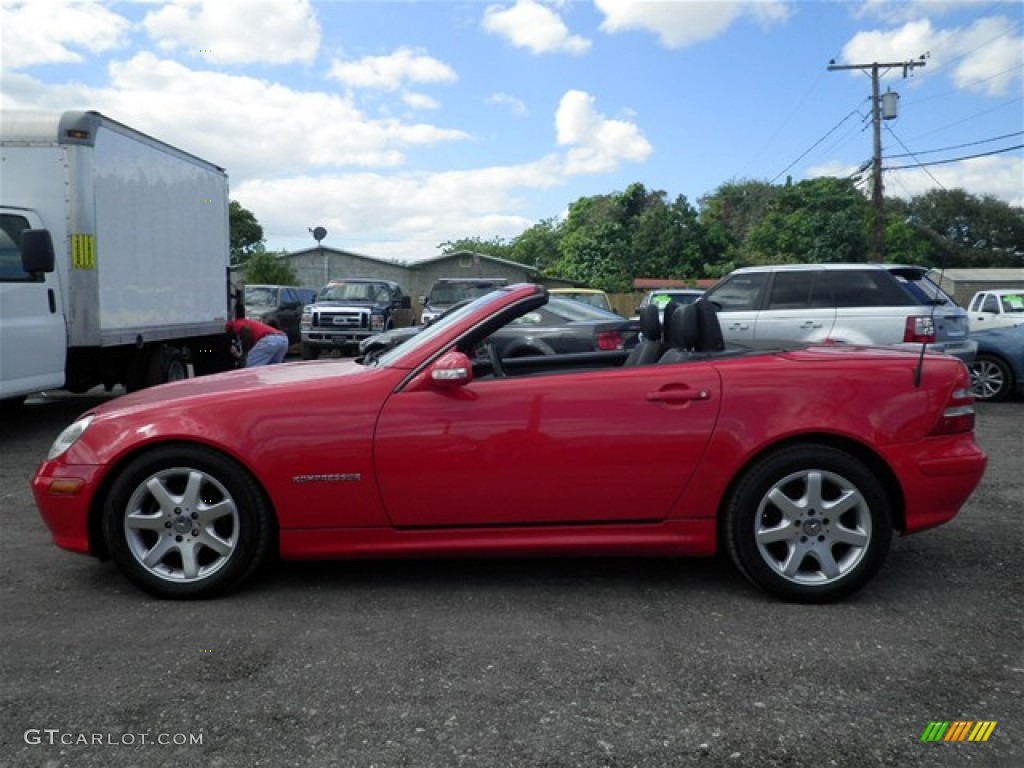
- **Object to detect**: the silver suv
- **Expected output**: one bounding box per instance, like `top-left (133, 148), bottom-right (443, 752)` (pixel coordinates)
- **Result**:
top-left (703, 264), bottom-right (976, 362)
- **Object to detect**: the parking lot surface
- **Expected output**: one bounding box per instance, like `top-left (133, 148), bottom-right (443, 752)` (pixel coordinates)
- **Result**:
top-left (1, 391), bottom-right (1021, 767)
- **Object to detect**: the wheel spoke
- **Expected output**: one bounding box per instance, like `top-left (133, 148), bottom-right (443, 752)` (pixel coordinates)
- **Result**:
top-left (804, 471), bottom-right (825, 508)
top-left (830, 525), bottom-right (869, 548)
top-left (810, 548), bottom-right (841, 580)
top-left (198, 529), bottom-right (233, 557)
top-left (767, 487), bottom-right (804, 518)
top-left (822, 488), bottom-right (862, 517)
top-left (125, 512), bottom-right (166, 532)
top-left (145, 476), bottom-right (178, 513)
top-left (179, 542), bottom-right (200, 580)
top-left (781, 541), bottom-right (811, 578)
top-left (142, 536), bottom-right (175, 568)
top-left (757, 523), bottom-right (794, 545)
top-left (197, 499), bottom-right (235, 526)
top-left (182, 470), bottom-right (205, 510)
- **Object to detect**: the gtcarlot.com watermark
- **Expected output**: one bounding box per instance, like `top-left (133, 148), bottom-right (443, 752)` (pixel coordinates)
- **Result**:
top-left (25, 729), bottom-right (203, 747)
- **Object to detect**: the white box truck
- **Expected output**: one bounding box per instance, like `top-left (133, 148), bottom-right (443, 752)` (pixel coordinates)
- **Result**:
top-left (1, 110), bottom-right (236, 406)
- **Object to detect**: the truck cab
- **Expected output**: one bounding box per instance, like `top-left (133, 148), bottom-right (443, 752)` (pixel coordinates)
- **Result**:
top-left (968, 290), bottom-right (1024, 331)
top-left (0, 214), bottom-right (65, 405)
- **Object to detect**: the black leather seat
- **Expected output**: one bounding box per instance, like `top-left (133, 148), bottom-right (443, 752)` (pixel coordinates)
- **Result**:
top-left (658, 300), bottom-right (724, 363)
top-left (624, 303), bottom-right (663, 366)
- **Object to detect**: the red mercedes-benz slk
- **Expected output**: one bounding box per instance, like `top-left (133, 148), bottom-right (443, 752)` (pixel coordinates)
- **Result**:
top-left (33, 283), bottom-right (987, 602)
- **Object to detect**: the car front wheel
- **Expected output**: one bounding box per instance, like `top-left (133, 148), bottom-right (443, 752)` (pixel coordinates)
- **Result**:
top-left (102, 445), bottom-right (274, 598)
top-left (970, 354), bottom-right (1013, 402)
top-left (725, 445), bottom-right (892, 603)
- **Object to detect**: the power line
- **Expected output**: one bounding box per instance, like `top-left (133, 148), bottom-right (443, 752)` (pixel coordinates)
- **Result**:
top-left (885, 143), bottom-right (1024, 170)
top-left (769, 107), bottom-right (864, 184)
top-left (882, 124), bottom-right (948, 191)
top-left (885, 130), bottom-right (1024, 158)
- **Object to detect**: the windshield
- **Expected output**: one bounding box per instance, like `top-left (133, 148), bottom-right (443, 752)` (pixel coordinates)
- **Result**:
top-left (892, 272), bottom-right (957, 306)
top-left (428, 281), bottom-right (504, 305)
top-left (375, 290), bottom-right (510, 367)
top-left (543, 296), bottom-right (621, 322)
top-left (319, 281), bottom-right (391, 302)
top-left (244, 285), bottom-right (278, 307)
top-left (556, 292), bottom-right (611, 311)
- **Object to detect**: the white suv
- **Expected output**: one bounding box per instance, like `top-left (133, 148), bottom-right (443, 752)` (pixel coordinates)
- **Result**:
top-left (703, 264), bottom-right (976, 362)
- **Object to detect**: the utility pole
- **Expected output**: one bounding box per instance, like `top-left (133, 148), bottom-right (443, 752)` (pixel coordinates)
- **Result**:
top-left (828, 56), bottom-right (926, 262)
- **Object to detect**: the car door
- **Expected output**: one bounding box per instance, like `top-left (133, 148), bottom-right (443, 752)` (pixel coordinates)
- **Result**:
top-left (753, 270), bottom-right (836, 342)
top-left (0, 214), bottom-right (66, 399)
top-left (373, 363), bottom-right (722, 527)
top-left (276, 287), bottom-right (302, 343)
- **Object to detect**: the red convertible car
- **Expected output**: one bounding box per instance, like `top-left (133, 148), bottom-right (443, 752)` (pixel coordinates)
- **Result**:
top-left (33, 284), bottom-right (987, 602)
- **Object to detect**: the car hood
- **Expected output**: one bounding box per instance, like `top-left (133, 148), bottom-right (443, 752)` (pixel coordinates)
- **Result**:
top-left (90, 360), bottom-right (369, 419)
top-left (310, 300), bottom-right (376, 309)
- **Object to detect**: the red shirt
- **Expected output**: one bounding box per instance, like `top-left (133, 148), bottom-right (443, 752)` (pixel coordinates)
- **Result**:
top-left (225, 318), bottom-right (284, 344)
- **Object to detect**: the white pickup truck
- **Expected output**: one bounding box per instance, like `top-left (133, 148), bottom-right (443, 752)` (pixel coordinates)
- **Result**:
top-left (967, 289), bottom-right (1024, 330)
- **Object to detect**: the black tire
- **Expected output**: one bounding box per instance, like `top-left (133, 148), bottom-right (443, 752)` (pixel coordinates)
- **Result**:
top-left (146, 347), bottom-right (189, 387)
top-left (102, 445), bottom-right (274, 599)
top-left (724, 444), bottom-right (892, 603)
top-left (969, 354), bottom-right (1013, 402)
top-left (301, 343), bottom-right (320, 360)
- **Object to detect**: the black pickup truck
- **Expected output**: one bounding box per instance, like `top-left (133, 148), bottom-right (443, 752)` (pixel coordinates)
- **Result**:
top-left (299, 278), bottom-right (415, 358)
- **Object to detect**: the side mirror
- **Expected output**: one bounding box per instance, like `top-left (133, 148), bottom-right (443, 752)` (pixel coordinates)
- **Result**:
top-left (429, 350), bottom-right (473, 389)
top-left (21, 229), bottom-right (55, 274)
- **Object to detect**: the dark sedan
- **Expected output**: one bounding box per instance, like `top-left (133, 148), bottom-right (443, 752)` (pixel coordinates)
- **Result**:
top-left (360, 295), bottom-right (639, 361)
top-left (969, 324), bottom-right (1024, 401)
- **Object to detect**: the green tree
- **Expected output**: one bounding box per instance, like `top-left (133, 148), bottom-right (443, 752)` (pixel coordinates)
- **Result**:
top-left (741, 177), bottom-right (870, 264)
top-left (244, 250), bottom-right (297, 285)
top-left (437, 236), bottom-right (514, 260)
top-left (230, 200), bottom-right (265, 266)
top-left (902, 189), bottom-right (1024, 268)
top-left (511, 218), bottom-right (563, 271)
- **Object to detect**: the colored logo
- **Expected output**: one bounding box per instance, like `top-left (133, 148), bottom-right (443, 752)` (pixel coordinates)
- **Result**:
top-left (921, 721), bottom-right (997, 742)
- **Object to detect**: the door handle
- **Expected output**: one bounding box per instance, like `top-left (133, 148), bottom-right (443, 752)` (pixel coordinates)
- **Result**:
top-left (727, 323), bottom-right (749, 331)
top-left (646, 389), bottom-right (710, 404)
top-left (799, 321), bottom-right (821, 329)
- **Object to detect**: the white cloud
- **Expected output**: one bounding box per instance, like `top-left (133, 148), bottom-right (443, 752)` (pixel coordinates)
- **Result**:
top-left (487, 92), bottom-right (529, 117)
top-left (233, 159), bottom-right (564, 261)
top-left (1, 0), bottom-right (130, 69)
top-left (0, 53), bottom-right (469, 180)
top-left (402, 92), bottom-right (441, 110)
top-left (143, 0), bottom-right (320, 65)
top-left (854, 0), bottom-right (983, 24)
top-left (482, 0), bottom-right (591, 55)
top-left (595, 0), bottom-right (790, 49)
top-left (327, 47), bottom-right (457, 91)
top-left (839, 16), bottom-right (1023, 95)
top-left (555, 90), bottom-right (652, 174)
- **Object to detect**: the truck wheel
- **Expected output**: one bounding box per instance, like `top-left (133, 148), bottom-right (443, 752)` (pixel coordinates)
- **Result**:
top-left (301, 343), bottom-right (320, 360)
top-left (102, 445), bottom-right (274, 598)
top-left (147, 347), bottom-right (189, 387)
top-left (724, 444), bottom-right (892, 603)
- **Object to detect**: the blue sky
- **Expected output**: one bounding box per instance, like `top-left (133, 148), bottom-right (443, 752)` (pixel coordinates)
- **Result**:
top-left (3, 0), bottom-right (1022, 263)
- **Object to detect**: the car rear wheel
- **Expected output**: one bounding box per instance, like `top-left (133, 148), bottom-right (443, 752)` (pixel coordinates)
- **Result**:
top-left (102, 445), bottom-right (274, 598)
top-left (970, 354), bottom-right (1013, 402)
top-left (725, 445), bottom-right (892, 603)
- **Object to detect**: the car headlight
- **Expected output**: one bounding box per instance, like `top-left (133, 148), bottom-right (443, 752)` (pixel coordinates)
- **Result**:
top-left (47, 414), bottom-right (95, 461)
